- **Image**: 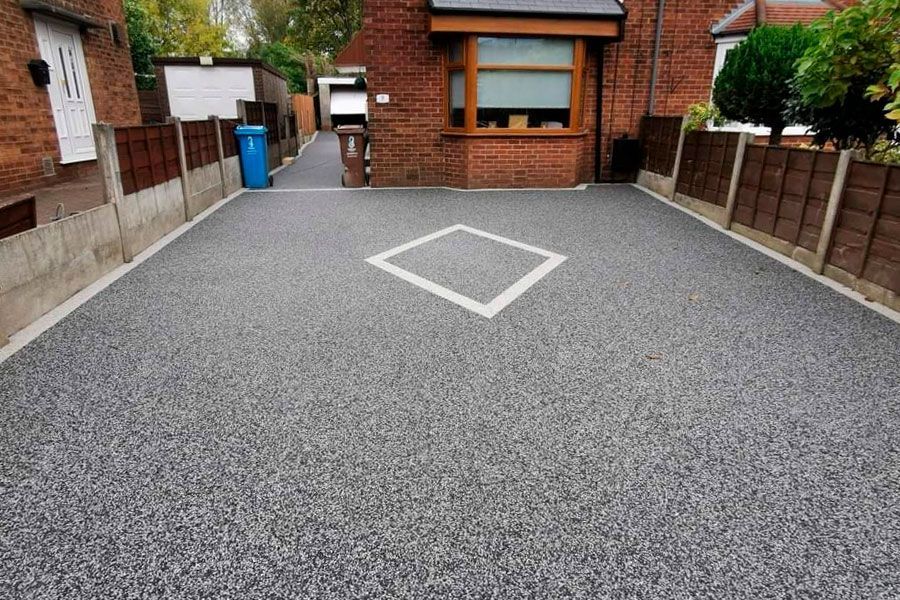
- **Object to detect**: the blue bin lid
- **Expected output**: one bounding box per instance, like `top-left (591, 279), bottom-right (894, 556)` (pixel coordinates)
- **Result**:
top-left (235, 125), bottom-right (267, 135)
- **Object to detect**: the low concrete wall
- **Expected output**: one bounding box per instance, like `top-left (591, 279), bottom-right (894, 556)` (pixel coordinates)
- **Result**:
top-left (637, 169), bottom-right (674, 199)
top-left (223, 155), bottom-right (242, 197)
top-left (0, 204), bottom-right (124, 337)
top-left (118, 178), bottom-right (186, 258)
top-left (730, 222), bottom-right (819, 271)
top-left (673, 193), bottom-right (728, 227)
top-left (824, 264), bottom-right (900, 312)
top-left (186, 162), bottom-right (224, 219)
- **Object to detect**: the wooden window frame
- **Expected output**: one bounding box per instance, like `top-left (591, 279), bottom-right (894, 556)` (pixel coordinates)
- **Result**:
top-left (443, 34), bottom-right (586, 136)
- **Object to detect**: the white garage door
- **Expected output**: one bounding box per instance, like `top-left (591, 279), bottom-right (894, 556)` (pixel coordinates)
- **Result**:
top-left (331, 88), bottom-right (368, 116)
top-left (165, 65), bottom-right (255, 121)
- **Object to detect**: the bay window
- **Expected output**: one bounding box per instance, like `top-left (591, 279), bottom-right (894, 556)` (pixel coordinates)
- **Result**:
top-left (445, 35), bottom-right (585, 134)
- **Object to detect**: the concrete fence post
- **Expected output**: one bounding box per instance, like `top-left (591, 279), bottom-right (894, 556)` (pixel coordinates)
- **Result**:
top-left (92, 122), bottom-right (132, 263)
top-left (209, 115), bottom-right (227, 199)
top-left (319, 84), bottom-right (332, 131)
top-left (668, 115), bottom-right (690, 201)
top-left (723, 133), bottom-right (754, 229)
top-left (168, 116), bottom-right (192, 222)
top-left (813, 149), bottom-right (858, 274)
top-left (237, 99), bottom-right (247, 125)
top-left (93, 123), bottom-right (124, 205)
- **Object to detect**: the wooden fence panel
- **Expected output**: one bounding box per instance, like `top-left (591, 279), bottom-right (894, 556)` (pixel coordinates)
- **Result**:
top-left (292, 94), bottom-right (316, 136)
top-left (676, 131), bottom-right (739, 207)
top-left (138, 89), bottom-right (163, 124)
top-left (115, 124), bottom-right (181, 196)
top-left (265, 105), bottom-right (279, 144)
top-left (828, 161), bottom-right (900, 294)
top-left (639, 116), bottom-right (681, 177)
top-left (244, 102), bottom-right (264, 127)
top-left (220, 119), bottom-right (239, 158)
top-left (182, 120), bottom-right (218, 170)
top-left (0, 195), bottom-right (37, 240)
top-left (244, 101), bottom-right (280, 144)
top-left (733, 145), bottom-right (839, 252)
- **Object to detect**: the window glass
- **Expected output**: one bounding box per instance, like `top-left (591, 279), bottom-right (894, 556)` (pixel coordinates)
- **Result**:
top-left (449, 70), bottom-right (465, 127)
top-left (449, 39), bottom-right (464, 64)
top-left (477, 37), bottom-right (574, 66)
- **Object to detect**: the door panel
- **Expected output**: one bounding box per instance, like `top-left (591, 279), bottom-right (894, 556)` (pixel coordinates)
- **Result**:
top-left (34, 18), bottom-right (97, 163)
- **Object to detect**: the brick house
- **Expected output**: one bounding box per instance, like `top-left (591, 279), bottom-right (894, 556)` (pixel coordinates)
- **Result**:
top-left (0, 0), bottom-right (140, 196)
top-left (362, 0), bottom-right (842, 188)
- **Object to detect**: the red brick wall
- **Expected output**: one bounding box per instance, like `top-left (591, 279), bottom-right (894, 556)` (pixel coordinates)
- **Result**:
top-left (597, 0), bottom-right (741, 179)
top-left (364, 0), bottom-right (445, 187)
top-left (365, 0), bottom-right (739, 187)
top-left (0, 0), bottom-right (140, 196)
top-left (444, 135), bottom-right (588, 189)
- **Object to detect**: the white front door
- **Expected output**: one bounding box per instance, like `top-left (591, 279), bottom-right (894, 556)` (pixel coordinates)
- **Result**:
top-left (34, 17), bottom-right (97, 163)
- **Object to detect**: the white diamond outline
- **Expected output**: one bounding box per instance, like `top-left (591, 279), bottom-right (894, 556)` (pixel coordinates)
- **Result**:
top-left (365, 224), bottom-right (567, 319)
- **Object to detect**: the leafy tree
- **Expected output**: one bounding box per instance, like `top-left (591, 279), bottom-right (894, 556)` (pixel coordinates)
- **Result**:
top-left (713, 25), bottom-right (816, 146)
top-left (865, 19), bottom-right (900, 122)
top-left (293, 0), bottom-right (363, 56)
top-left (124, 0), bottom-right (159, 90)
top-left (786, 86), bottom-right (898, 153)
top-left (240, 0), bottom-right (350, 93)
top-left (147, 0), bottom-right (231, 56)
top-left (255, 42), bottom-right (305, 92)
top-left (246, 0), bottom-right (295, 50)
top-left (793, 0), bottom-right (898, 152)
top-left (208, 0), bottom-right (252, 48)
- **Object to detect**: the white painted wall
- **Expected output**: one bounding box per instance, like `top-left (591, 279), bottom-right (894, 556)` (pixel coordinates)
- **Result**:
top-left (165, 65), bottom-right (255, 120)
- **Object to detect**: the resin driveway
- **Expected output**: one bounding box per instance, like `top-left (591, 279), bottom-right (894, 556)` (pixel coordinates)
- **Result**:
top-left (1, 185), bottom-right (898, 599)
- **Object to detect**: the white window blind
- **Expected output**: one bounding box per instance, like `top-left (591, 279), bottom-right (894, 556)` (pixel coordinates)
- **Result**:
top-left (477, 71), bottom-right (572, 109)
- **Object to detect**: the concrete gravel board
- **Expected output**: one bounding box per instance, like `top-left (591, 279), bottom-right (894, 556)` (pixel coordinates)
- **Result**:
top-left (0, 185), bottom-right (898, 599)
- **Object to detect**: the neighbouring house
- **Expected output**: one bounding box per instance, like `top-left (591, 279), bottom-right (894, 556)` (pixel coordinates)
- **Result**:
top-left (316, 77), bottom-right (368, 131)
top-left (362, 0), bottom-right (846, 188)
top-left (146, 57), bottom-right (291, 123)
top-left (710, 0), bottom-right (849, 140)
top-left (0, 0), bottom-right (140, 197)
top-left (335, 30), bottom-right (366, 76)
top-left (315, 30), bottom-right (369, 130)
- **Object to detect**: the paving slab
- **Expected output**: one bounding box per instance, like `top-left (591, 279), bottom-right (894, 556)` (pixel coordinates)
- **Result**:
top-left (0, 185), bottom-right (898, 599)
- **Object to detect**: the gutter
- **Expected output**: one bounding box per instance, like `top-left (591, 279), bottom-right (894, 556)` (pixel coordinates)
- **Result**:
top-left (595, 43), bottom-right (606, 183)
top-left (647, 0), bottom-right (666, 115)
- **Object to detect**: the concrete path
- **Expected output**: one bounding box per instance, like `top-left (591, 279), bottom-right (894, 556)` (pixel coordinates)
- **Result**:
top-left (272, 131), bottom-right (344, 189)
top-left (1, 185), bottom-right (898, 598)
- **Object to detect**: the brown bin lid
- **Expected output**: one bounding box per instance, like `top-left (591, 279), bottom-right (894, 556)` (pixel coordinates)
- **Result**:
top-left (335, 125), bottom-right (365, 134)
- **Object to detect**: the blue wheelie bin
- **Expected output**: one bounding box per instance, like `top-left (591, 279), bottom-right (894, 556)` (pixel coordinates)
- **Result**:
top-left (235, 125), bottom-right (269, 188)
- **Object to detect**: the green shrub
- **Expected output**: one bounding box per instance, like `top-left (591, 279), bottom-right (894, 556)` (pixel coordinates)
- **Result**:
top-left (793, 0), bottom-right (899, 153)
top-left (713, 25), bottom-right (816, 145)
top-left (683, 102), bottom-right (724, 132)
